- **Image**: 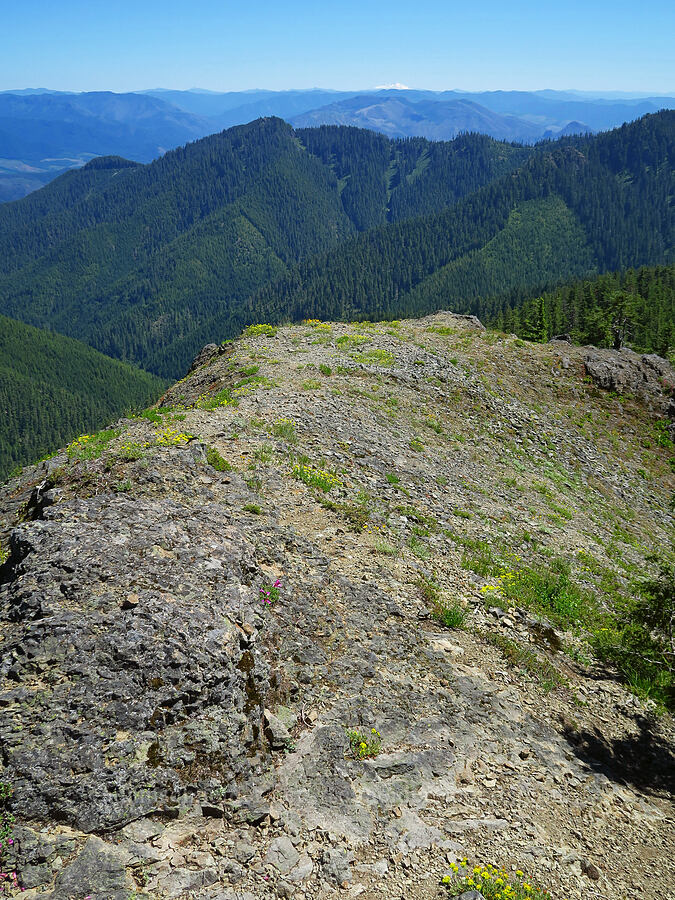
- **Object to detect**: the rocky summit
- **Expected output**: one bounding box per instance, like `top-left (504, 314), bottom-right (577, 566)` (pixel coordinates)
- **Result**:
top-left (0, 313), bottom-right (673, 900)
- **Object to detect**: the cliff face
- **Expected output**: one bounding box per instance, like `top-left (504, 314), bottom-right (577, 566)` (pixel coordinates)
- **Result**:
top-left (1, 313), bottom-right (673, 900)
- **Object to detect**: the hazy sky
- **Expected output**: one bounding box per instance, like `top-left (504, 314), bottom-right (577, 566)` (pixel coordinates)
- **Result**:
top-left (3, 0), bottom-right (673, 93)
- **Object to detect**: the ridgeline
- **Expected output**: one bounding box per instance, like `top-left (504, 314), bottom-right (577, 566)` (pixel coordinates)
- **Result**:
top-left (0, 314), bottom-right (673, 899)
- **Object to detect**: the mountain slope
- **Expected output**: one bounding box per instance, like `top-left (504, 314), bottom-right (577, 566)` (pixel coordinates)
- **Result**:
top-left (291, 95), bottom-right (545, 142)
top-left (0, 118), bottom-right (357, 376)
top-left (0, 113), bottom-right (671, 380)
top-left (476, 263), bottom-right (675, 353)
top-left (0, 313), bottom-right (165, 479)
top-left (0, 313), bottom-right (672, 898)
top-left (399, 195), bottom-right (595, 312)
top-left (245, 111), bottom-right (674, 332)
top-left (0, 86), bottom-right (669, 183)
top-left (3, 88), bottom-right (673, 202)
top-left (0, 121), bottom-right (532, 377)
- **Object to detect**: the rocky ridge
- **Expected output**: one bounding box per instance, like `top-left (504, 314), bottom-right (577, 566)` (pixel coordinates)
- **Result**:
top-left (0, 313), bottom-right (673, 900)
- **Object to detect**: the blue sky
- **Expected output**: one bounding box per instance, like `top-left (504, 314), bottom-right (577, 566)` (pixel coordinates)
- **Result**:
top-left (3, 0), bottom-right (673, 93)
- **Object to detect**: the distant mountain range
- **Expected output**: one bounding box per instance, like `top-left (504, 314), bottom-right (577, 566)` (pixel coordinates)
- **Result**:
top-left (142, 88), bottom-right (358, 125)
top-left (0, 92), bottom-right (211, 201)
top-left (0, 87), bottom-right (672, 201)
top-left (290, 96), bottom-right (546, 142)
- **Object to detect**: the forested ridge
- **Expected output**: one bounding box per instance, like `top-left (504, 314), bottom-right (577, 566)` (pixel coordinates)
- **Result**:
top-left (0, 119), bottom-right (535, 377)
top-left (0, 314), bottom-right (165, 480)
top-left (0, 112), bottom-right (672, 382)
top-left (244, 112), bottom-right (673, 335)
top-left (470, 264), bottom-right (675, 353)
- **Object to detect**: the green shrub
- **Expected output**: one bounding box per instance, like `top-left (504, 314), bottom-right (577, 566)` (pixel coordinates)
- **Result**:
top-left (155, 427), bottom-right (196, 446)
top-left (205, 446), bottom-right (233, 472)
top-left (460, 540), bottom-right (505, 578)
top-left (135, 406), bottom-right (185, 423)
top-left (319, 364), bottom-right (332, 376)
top-left (320, 497), bottom-right (370, 530)
top-left (481, 631), bottom-right (565, 690)
top-left (407, 534), bottom-right (430, 558)
top-left (272, 418), bottom-right (297, 443)
top-left (433, 599), bottom-right (468, 629)
top-left (417, 575), bottom-right (467, 629)
top-left (442, 860), bottom-right (551, 898)
top-left (292, 464), bottom-right (341, 492)
top-left (357, 348), bottom-right (395, 366)
top-left (594, 557), bottom-right (674, 708)
top-left (244, 473), bottom-right (263, 493)
top-left (232, 374), bottom-right (276, 394)
top-left (396, 505), bottom-right (437, 529)
top-left (254, 444), bottom-right (274, 463)
top-left (496, 559), bottom-right (589, 628)
top-left (0, 782), bottom-right (15, 865)
top-left (336, 334), bottom-right (369, 349)
top-left (197, 387), bottom-right (237, 410)
top-left (116, 440), bottom-right (147, 461)
top-left (374, 538), bottom-right (398, 556)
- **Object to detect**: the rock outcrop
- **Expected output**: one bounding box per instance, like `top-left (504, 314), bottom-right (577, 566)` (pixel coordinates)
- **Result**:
top-left (0, 313), bottom-right (673, 900)
top-left (584, 346), bottom-right (675, 418)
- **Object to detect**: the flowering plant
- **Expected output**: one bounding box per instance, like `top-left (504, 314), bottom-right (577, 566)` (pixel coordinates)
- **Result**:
top-left (346, 728), bottom-right (382, 759)
top-left (0, 869), bottom-right (20, 893)
top-left (260, 579), bottom-right (281, 605)
top-left (442, 861), bottom-right (551, 898)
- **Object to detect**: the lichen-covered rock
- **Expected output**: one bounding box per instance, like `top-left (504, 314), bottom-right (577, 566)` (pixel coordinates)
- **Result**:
top-left (189, 342), bottom-right (226, 373)
top-left (0, 487), bottom-right (269, 832)
top-left (48, 836), bottom-right (133, 900)
top-left (263, 709), bottom-right (292, 750)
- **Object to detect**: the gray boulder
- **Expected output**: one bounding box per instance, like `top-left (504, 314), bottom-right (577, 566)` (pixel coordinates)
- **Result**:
top-left (264, 708), bottom-right (292, 749)
top-left (584, 347), bottom-right (674, 415)
top-left (50, 836), bottom-right (132, 900)
top-left (264, 836), bottom-right (300, 874)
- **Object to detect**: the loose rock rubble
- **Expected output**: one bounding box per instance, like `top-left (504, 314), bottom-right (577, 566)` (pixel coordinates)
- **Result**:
top-left (0, 313), bottom-right (673, 900)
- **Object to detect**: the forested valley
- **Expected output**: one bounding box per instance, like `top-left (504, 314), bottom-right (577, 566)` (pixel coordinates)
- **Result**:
top-left (0, 314), bottom-right (164, 479)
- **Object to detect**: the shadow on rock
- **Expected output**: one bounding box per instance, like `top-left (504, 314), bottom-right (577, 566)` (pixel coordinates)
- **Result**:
top-left (562, 713), bottom-right (675, 797)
